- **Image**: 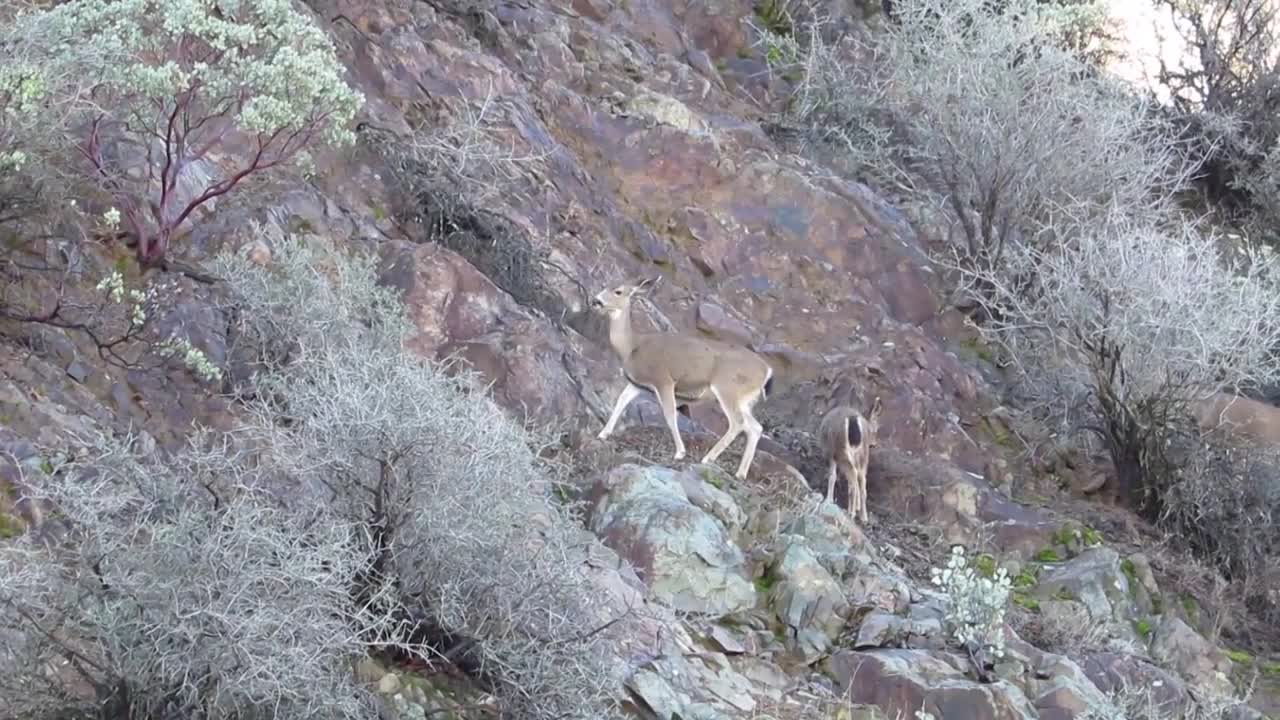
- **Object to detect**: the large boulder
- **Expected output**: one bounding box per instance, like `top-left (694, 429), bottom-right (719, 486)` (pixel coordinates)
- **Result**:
top-left (1147, 615), bottom-right (1236, 698)
top-left (764, 535), bottom-right (849, 664)
top-left (586, 464), bottom-right (755, 616)
top-left (827, 649), bottom-right (1039, 719)
top-left (1032, 547), bottom-right (1135, 628)
top-left (1080, 653), bottom-right (1193, 716)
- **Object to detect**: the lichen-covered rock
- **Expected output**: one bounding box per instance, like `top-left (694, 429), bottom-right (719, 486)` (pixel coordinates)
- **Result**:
top-left (827, 649), bottom-right (1039, 719)
top-left (1033, 547), bottom-right (1134, 627)
top-left (765, 535), bottom-right (849, 663)
top-left (587, 464), bottom-right (755, 615)
top-left (780, 500), bottom-right (866, 577)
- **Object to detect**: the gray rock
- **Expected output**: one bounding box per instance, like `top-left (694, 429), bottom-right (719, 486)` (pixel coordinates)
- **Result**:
top-left (587, 464), bottom-right (755, 615)
top-left (847, 566), bottom-right (912, 615)
top-left (853, 610), bottom-right (909, 649)
top-left (767, 535), bottom-right (849, 664)
top-left (781, 500), bottom-right (863, 577)
top-left (1081, 652), bottom-right (1192, 716)
top-left (65, 361), bottom-right (90, 383)
top-left (1022, 653), bottom-right (1110, 719)
top-left (706, 624), bottom-right (747, 654)
top-left (1034, 547), bottom-right (1133, 625)
top-left (627, 650), bottom-right (756, 720)
top-left (827, 649), bottom-right (1040, 719)
top-left (1148, 614), bottom-right (1235, 697)
top-left (680, 464), bottom-right (745, 533)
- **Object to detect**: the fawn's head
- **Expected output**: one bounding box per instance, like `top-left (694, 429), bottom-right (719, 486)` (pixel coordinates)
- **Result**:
top-left (590, 276), bottom-right (658, 318)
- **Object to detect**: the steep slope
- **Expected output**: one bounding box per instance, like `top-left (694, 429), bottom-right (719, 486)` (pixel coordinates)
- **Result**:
top-left (0, 0), bottom-right (1274, 718)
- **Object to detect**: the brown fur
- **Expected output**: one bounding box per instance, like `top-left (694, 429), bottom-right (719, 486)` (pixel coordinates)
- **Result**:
top-left (1192, 392), bottom-right (1280, 445)
top-left (591, 277), bottom-right (774, 480)
top-left (818, 398), bottom-right (883, 523)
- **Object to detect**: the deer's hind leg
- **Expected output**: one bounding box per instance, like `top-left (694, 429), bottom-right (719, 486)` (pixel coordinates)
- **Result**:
top-left (734, 390), bottom-right (765, 480)
top-left (825, 459), bottom-right (838, 505)
top-left (849, 449), bottom-right (870, 523)
top-left (702, 386), bottom-right (744, 465)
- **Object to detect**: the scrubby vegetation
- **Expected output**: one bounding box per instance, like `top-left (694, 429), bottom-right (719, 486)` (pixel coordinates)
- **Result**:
top-left (930, 545), bottom-right (1014, 672)
top-left (0, 229), bottom-right (624, 720)
top-left (210, 226), bottom-right (624, 720)
top-left (1154, 0), bottom-right (1280, 242)
top-left (760, 0), bottom-right (1280, 639)
top-left (0, 0), bottom-right (362, 265)
top-left (4, 0), bottom-right (1280, 715)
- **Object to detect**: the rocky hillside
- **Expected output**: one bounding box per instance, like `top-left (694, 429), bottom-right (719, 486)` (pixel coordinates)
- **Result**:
top-left (1, 0), bottom-right (1277, 718)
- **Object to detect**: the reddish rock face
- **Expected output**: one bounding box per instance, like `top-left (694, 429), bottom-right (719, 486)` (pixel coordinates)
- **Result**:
top-left (282, 0), bottom-right (1001, 475)
top-left (376, 241), bottom-right (584, 423)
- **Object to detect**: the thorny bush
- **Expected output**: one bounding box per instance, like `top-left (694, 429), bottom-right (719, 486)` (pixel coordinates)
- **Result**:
top-left (208, 224), bottom-right (626, 720)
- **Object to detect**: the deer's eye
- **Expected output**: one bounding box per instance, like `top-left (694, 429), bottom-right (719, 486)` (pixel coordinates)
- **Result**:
top-left (614, 289), bottom-right (623, 295)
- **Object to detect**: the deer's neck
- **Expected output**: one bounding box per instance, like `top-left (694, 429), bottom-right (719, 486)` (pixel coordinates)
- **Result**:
top-left (608, 307), bottom-right (635, 359)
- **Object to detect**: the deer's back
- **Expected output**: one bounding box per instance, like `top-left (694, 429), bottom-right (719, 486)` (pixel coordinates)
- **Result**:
top-left (626, 332), bottom-right (768, 390)
top-left (1193, 392), bottom-right (1280, 445)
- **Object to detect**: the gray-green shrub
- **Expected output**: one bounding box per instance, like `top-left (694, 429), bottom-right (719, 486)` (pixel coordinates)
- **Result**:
top-left (0, 430), bottom-right (397, 720)
top-left (209, 224), bottom-right (624, 720)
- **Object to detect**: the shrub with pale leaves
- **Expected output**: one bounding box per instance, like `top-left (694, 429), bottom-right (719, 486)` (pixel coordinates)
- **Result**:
top-left (92, 268), bottom-right (223, 383)
top-left (0, 0), bottom-right (363, 264)
top-left (931, 545), bottom-right (1013, 660)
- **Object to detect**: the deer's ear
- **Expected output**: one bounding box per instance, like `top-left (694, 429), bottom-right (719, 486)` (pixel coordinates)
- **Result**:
top-left (869, 396), bottom-right (883, 419)
top-left (632, 275), bottom-right (661, 295)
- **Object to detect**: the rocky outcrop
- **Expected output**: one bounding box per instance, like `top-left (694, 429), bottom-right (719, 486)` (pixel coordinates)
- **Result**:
top-left (827, 649), bottom-right (1039, 719)
top-left (1, 0), bottom-right (1272, 717)
top-left (586, 464), bottom-right (755, 616)
top-left (1032, 547), bottom-right (1135, 627)
top-left (1148, 615), bottom-right (1236, 698)
top-left (765, 534), bottom-right (849, 663)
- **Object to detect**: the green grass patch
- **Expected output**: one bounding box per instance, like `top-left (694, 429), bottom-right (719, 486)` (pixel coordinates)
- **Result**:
top-left (1134, 618), bottom-right (1153, 639)
top-left (1180, 592), bottom-right (1200, 622)
top-left (754, 572), bottom-right (778, 594)
top-left (1225, 649), bottom-right (1254, 665)
top-left (974, 553), bottom-right (997, 579)
top-left (960, 336), bottom-right (997, 364)
top-left (1013, 566), bottom-right (1040, 589)
top-left (1080, 526), bottom-right (1103, 546)
top-left (1012, 592), bottom-right (1040, 612)
top-left (1034, 548), bottom-right (1062, 563)
top-left (977, 415), bottom-right (1014, 449)
top-left (1120, 558), bottom-right (1138, 590)
top-left (754, 0), bottom-right (793, 35)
